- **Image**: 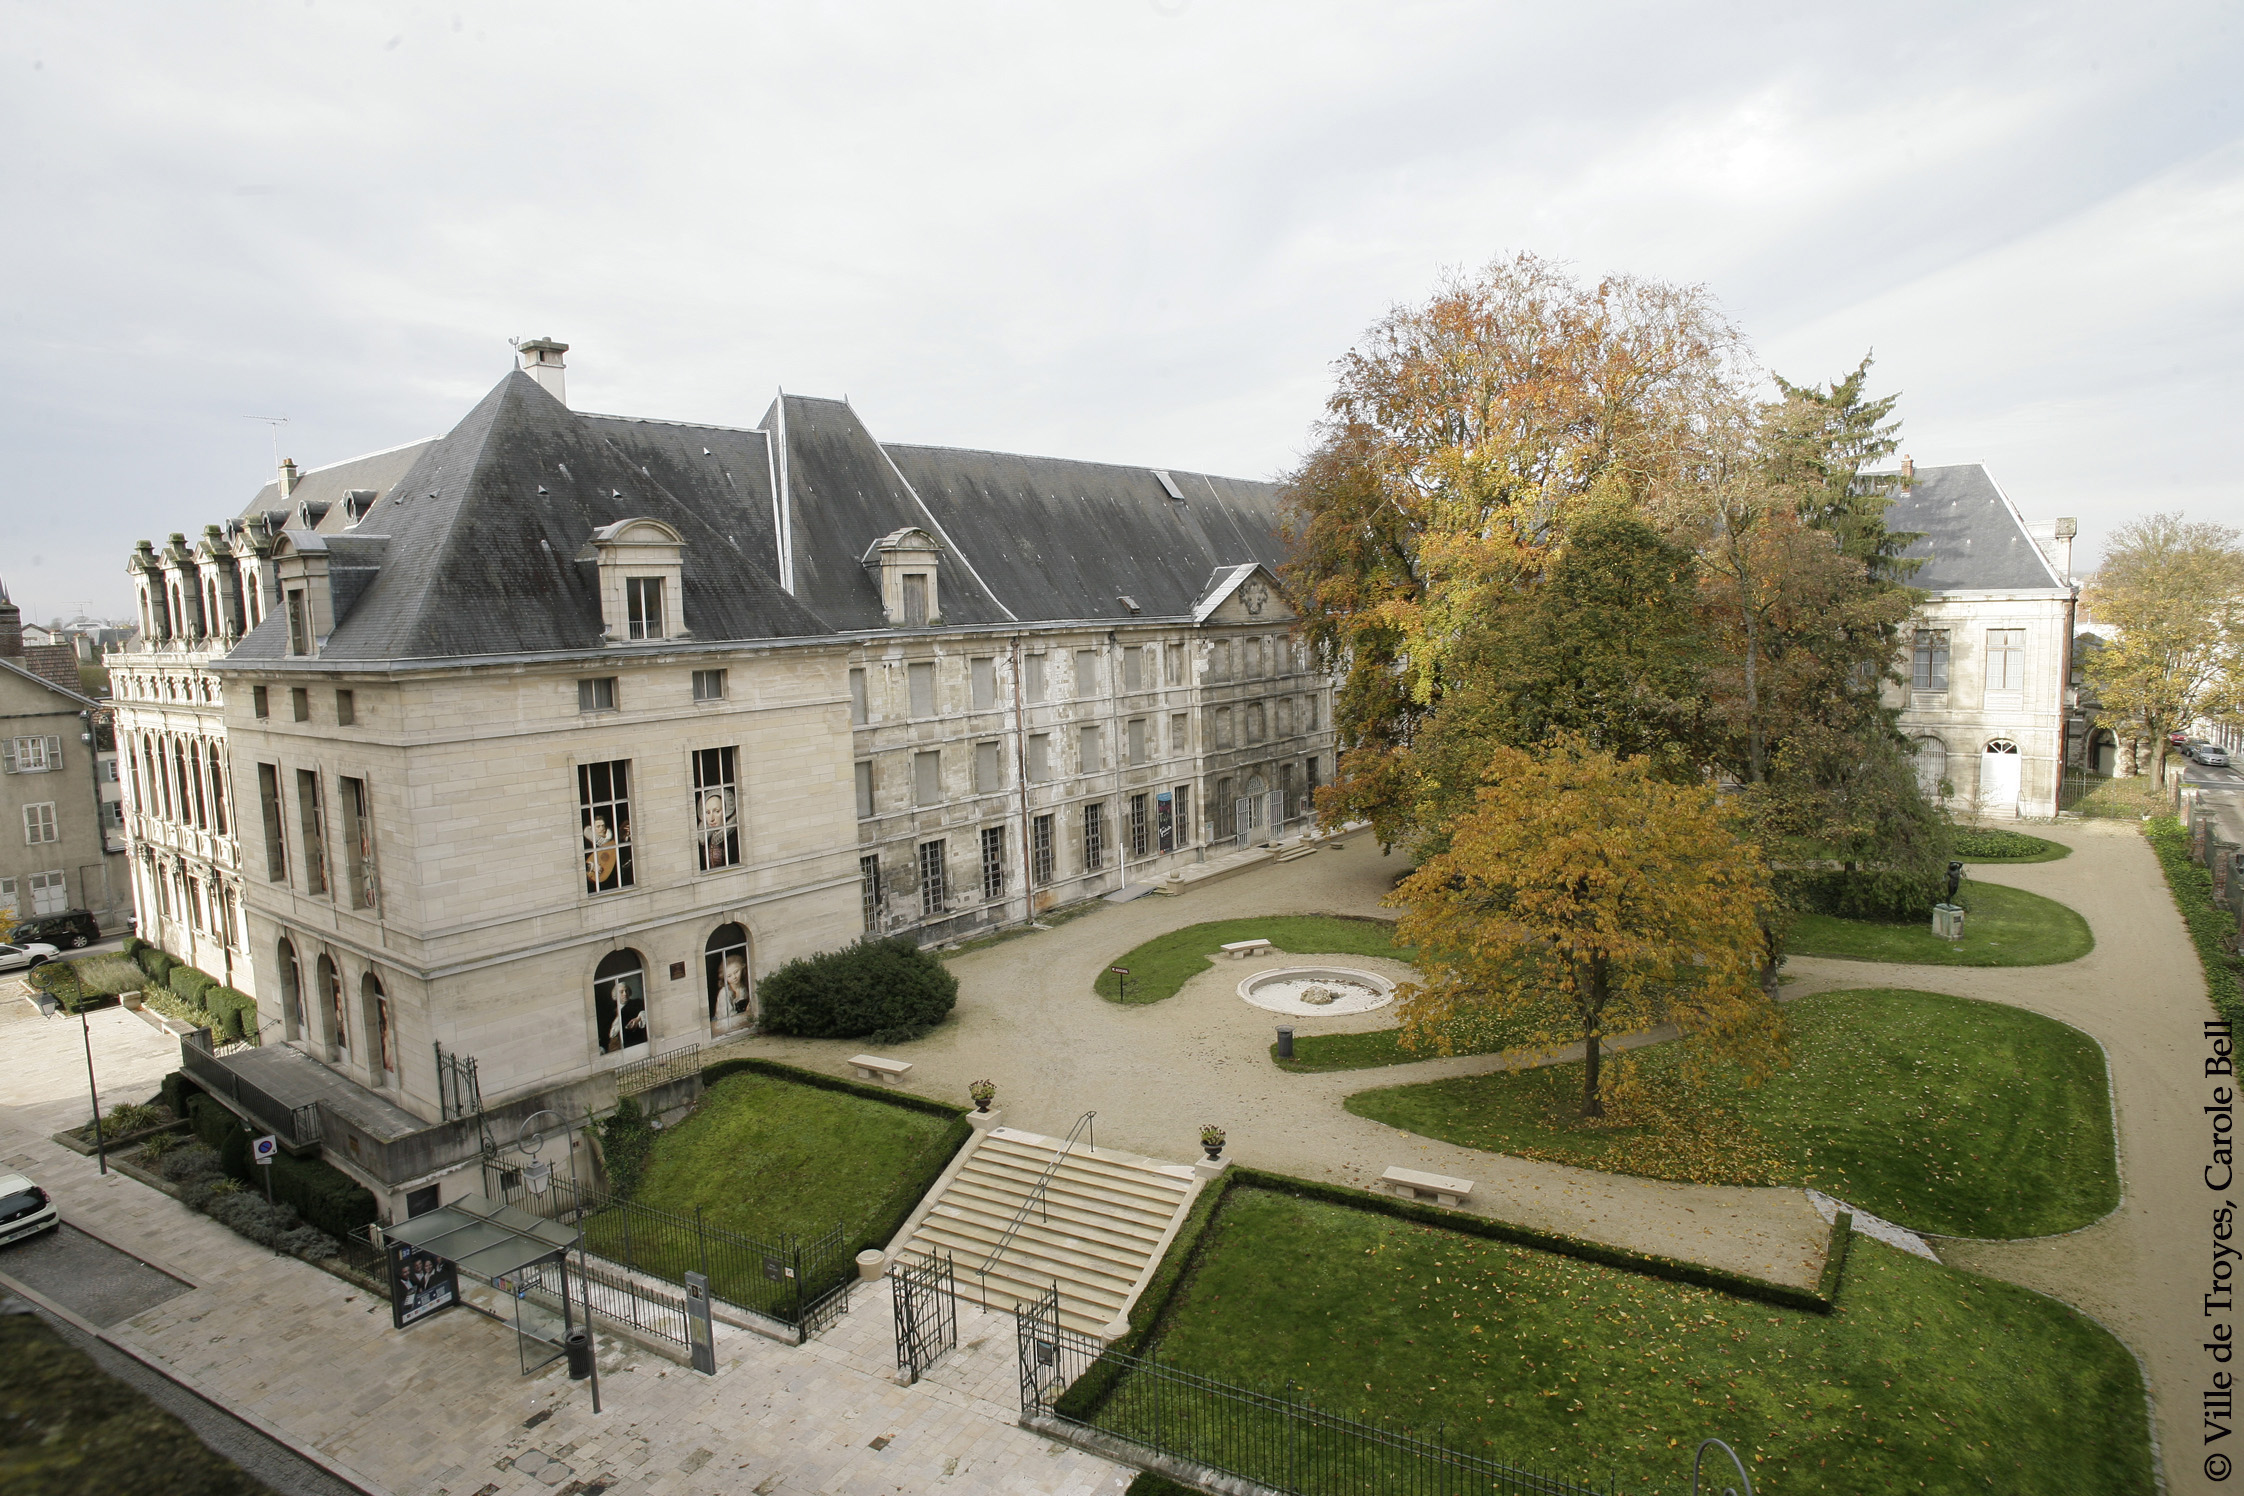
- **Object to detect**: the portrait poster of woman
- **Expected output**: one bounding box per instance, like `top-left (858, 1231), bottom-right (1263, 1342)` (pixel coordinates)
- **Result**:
top-left (705, 922), bottom-right (753, 1036)
top-left (593, 949), bottom-right (649, 1056)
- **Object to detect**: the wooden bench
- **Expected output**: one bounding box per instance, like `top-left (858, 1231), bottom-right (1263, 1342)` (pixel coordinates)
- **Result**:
top-left (1379, 1167), bottom-right (1473, 1207)
top-left (848, 1054), bottom-right (912, 1084)
top-left (1220, 938), bottom-right (1274, 960)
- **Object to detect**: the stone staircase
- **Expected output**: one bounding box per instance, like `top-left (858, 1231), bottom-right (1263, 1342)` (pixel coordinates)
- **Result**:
top-left (895, 1127), bottom-right (1199, 1335)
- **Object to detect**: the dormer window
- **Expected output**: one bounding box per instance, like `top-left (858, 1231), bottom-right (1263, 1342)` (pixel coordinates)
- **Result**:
top-left (862, 527), bottom-right (943, 628)
top-left (269, 530), bottom-right (335, 658)
top-left (579, 518), bottom-right (688, 645)
top-left (626, 576), bottom-right (666, 640)
top-left (286, 590), bottom-right (312, 654)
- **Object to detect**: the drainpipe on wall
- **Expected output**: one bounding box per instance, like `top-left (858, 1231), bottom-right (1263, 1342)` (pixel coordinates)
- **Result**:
top-left (1010, 635), bottom-right (1033, 923)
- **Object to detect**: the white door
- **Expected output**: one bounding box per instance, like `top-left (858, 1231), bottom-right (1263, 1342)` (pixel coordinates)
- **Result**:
top-left (1978, 743), bottom-right (2021, 816)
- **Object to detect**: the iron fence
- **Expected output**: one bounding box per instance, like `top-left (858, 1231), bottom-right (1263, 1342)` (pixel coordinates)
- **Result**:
top-left (181, 1030), bottom-right (321, 1146)
top-left (615, 1042), bottom-right (702, 1099)
top-left (511, 1254), bottom-right (691, 1349)
top-left (893, 1250), bottom-right (958, 1383)
top-left (1017, 1289), bottom-right (1612, 1496)
top-left (481, 1161), bottom-right (852, 1332)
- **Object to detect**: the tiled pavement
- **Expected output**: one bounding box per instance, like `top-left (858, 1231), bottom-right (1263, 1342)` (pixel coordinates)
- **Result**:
top-left (0, 990), bottom-right (1130, 1496)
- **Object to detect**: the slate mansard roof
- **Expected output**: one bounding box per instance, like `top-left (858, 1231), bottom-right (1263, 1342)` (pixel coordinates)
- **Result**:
top-left (1883, 464), bottom-right (2068, 593)
top-left (220, 374), bottom-right (1287, 665)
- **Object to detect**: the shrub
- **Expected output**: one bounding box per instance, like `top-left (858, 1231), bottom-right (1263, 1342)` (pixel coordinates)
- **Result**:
top-left (71, 953), bottom-right (151, 997)
top-left (158, 1142), bottom-right (222, 1184)
top-left (276, 1224), bottom-right (339, 1260)
top-left (26, 960), bottom-right (85, 1009)
top-left (169, 965), bottom-right (216, 1009)
top-left (136, 947), bottom-right (176, 984)
top-left (138, 1131), bottom-right (185, 1163)
top-left (102, 1101), bottom-right (168, 1137)
top-left (159, 1070), bottom-right (201, 1120)
top-left (756, 935), bottom-right (959, 1041)
top-left (1784, 867), bottom-right (1944, 923)
top-left (121, 934), bottom-right (145, 960)
top-left (1951, 827), bottom-right (2052, 859)
top-left (203, 986), bottom-right (255, 1043)
top-left (599, 1097), bottom-right (656, 1197)
top-left (265, 1150), bottom-right (379, 1241)
top-left (208, 1192), bottom-right (301, 1247)
top-left (187, 1094), bottom-right (236, 1153)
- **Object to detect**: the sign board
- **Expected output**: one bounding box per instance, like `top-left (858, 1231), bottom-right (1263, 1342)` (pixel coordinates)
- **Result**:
top-left (252, 1135), bottom-right (278, 1166)
top-left (388, 1241), bottom-right (460, 1329)
top-left (685, 1270), bottom-right (716, 1376)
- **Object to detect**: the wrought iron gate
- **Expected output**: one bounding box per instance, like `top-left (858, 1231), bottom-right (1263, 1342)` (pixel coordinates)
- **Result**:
top-left (1016, 1283), bottom-right (1066, 1413)
top-left (892, 1250), bottom-right (958, 1384)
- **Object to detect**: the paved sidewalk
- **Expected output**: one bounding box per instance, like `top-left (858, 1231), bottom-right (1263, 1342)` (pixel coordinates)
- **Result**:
top-left (0, 985), bottom-right (1127, 1496)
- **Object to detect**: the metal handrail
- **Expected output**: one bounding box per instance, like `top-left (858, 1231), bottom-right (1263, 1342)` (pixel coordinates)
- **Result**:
top-left (978, 1110), bottom-right (1094, 1309)
top-left (1692, 1438), bottom-right (1754, 1496)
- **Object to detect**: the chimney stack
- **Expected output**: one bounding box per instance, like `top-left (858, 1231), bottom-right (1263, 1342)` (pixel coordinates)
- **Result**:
top-left (518, 337), bottom-right (569, 406)
top-left (0, 577), bottom-right (21, 659)
top-left (1900, 454), bottom-right (1914, 484)
top-left (279, 457), bottom-right (299, 500)
top-left (2053, 516), bottom-right (2077, 583)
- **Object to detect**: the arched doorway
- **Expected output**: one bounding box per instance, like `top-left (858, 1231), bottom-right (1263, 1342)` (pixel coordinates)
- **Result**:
top-left (277, 937), bottom-right (303, 1043)
top-left (706, 923), bottom-right (753, 1037)
top-left (1244, 773), bottom-right (1268, 830)
top-left (363, 972), bottom-right (396, 1085)
top-left (317, 953), bottom-right (348, 1061)
top-left (1979, 739), bottom-right (2022, 816)
top-left (593, 949), bottom-right (649, 1057)
top-left (2091, 728), bottom-right (2118, 777)
top-left (1913, 737), bottom-right (1948, 801)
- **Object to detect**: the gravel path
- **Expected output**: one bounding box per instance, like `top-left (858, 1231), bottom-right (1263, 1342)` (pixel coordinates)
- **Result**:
top-left (1780, 819), bottom-right (2206, 1493)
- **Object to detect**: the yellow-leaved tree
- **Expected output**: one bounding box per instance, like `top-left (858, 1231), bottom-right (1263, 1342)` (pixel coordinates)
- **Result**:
top-left (1388, 738), bottom-right (1783, 1119)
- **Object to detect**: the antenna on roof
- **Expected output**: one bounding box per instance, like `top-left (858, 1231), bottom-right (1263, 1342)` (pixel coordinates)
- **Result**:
top-left (243, 415), bottom-right (289, 467)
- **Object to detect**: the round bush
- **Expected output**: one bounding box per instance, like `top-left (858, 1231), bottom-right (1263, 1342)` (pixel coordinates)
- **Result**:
top-left (757, 935), bottom-right (959, 1042)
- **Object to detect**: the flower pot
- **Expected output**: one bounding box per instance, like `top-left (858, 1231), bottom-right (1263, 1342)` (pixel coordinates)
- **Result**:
top-left (973, 1098), bottom-right (991, 1113)
top-left (1201, 1143), bottom-right (1224, 1162)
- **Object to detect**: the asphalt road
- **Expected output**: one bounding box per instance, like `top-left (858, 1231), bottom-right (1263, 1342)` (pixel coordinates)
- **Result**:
top-left (1, 1225), bottom-right (366, 1496)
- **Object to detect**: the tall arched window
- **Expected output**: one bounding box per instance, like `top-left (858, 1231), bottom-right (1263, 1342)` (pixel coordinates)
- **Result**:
top-left (363, 972), bottom-right (395, 1082)
top-left (317, 953), bottom-right (348, 1059)
top-left (706, 923), bottom-right (752, 1036)
top-left (188, 740), bottom-right (209, 829)
top-left (209, 745), bottom-right (228, 835)
top-left (593, 949), bottom-right (648, 1057)
top-left (1913, 737), bottom-right (1948, 799)
top-left (277, 937), bottom-right (303, 1041)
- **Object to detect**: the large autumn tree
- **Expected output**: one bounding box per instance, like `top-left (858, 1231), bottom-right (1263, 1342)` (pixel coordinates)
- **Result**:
top-left (2082, 513), bottom-right (2244, 783)
top-left (1283, 252), bottom-right (1745, 850)
top-left (1390, 740), bottom-right (1780, 1118)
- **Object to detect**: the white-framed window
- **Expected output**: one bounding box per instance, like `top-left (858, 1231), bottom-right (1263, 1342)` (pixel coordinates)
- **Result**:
top-left (626, 576), bottom-right (666, 640)
top-left (1912, 629), bottom-right (1951, 691)
top-left (859, 855), bottom-right (883, 932)
top-left (340, 775), bottom-right (379, 910)
top-left (918, 838), bottom-right (947, 916)
top-left (28, 870), bottom-right (66, 916)
top-left (1083, 801), bottom-right (1106, 872)
top-left (692, 668), bottom-right (726, 702)
top-left (23, 802), bottom-right (58, 845)
top-left (578, 759), bottom-right (634, 894)
top-left (1031, 814), bottom-right (1054, 885)
top-left (578, 676), bottom-right (619, 713)
top-left (980, 826), bottom-right (1006, 901)
top-left (1985, 629), bottom-right (2025, 692)
top-left (296, 770), bottom-right (330, 897)
top-left (3, 736), bottom-right (61, 774)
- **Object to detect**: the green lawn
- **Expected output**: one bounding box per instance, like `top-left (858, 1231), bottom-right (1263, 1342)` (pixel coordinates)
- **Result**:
top-left (1103, 1187), bottom-right (2150, 1495)
top-left (1949, 827), bottom-right (2071, 863)
top-left (1096, 914), bottom-right (1410, 1003)
top-left (628, 1071), bottom-right (953, 1241)
top-left (1787, 880), bottom-right (2092, 966)
top-left (1271, 1016), bottom-right (1569, 1072)
top-left (1346, 989), bottom-right (2117, 1238)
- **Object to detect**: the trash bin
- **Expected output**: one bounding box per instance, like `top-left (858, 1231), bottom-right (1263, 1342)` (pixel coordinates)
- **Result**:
top-left (565, 1328), bottom-right (593, 1380)
top-left (1275, 1025), bottom-right (1294, 1060)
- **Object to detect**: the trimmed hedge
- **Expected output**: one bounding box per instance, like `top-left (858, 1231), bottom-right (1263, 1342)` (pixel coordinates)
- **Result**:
top-left (700, 1055), bottom-right (971, 1122)
top-left (136, 947), bottom-right (177, 985)
top-left (169, 965), bottom-right (215, 1008)
top-left (1057, 1166), bottom-right (1842, 1424)
top-left (756, 935), bottom-right (958, 1042)
top-left (1785, 868), bottom-right (1941, 922)
top-left (187, 1093), bottom-right (379, 1242)
top-left (206, 986), bottom-right (256, 1044)
top-left (159, 1069), bottom-right (201, 1121)
top-left (120, 934), bottom-right (146, 961)
top-left (2148, 814), bottom-right (2243, 1025)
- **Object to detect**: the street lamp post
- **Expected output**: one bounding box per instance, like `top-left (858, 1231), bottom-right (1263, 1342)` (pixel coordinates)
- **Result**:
top-left (80, 1005), bottom-right (106, 1176)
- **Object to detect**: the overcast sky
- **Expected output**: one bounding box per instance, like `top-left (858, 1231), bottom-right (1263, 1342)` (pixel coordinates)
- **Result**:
top-left (3, 1), bottom-right (2238, 624)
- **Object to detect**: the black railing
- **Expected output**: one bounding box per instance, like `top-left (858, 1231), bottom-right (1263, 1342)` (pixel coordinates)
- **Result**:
top-left (482, 1163), bottom-right (851, 1333)
top-left (979, 1110), bottom-right (1094, 1309)
top-left (181, 1029), bottom-right (321, 1146)
top-left (1016, 1290), bottom-right (1612, 1496)
top-left (510, 1253), bottom-right (691, 1349)
top-left (893, 1250), bottom-right (958, 1384)
top-left (434, 1044), bottom-right (482, 1121)
top-left (616, 1042), bottom-right (701, 1099)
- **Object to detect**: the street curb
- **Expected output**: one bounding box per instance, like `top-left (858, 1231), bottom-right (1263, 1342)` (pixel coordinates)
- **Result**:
top-left (0, 1264), bottom-right (392, 1496)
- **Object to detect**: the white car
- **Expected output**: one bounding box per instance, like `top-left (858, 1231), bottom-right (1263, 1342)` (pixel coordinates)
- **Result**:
top-left (0, 941), bottom-right (59, 974)
top-left (0, 1171), bottom-right (58, 1246)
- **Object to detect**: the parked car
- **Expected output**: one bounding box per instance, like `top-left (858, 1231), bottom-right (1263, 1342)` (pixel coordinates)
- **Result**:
top-left (2197, 745), bottom-right (2232, 768)
top-left (0, 1171), bottom-right (58, 1246)
top-left (0, 940), bottom-right (59, 974)
top-left (11, 908), bottom-right (99, 949)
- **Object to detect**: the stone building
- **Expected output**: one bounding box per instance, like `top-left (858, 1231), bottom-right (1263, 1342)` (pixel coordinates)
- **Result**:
top-left (113, 343), bottom-right (1330, 1219)
top-left (1884, 461), bottom-right (2077, 819)
top-left (0, 583), bottom-right (129, 930)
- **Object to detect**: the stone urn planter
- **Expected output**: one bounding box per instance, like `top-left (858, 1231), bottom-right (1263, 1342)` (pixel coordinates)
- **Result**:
top-left (1199, 1126), bottom-right (1226, 1162)
top-left (967, 1079), bottom-right (996, 1114)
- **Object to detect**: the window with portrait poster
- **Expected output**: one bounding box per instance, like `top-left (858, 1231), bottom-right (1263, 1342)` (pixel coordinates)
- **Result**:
top-left (388, 1241), bottom-right (459, 1329)
top-left (594, 949), bottom-right (649, 1057)
top-left (705, 923), bottom-right (753, 1036)
top-left (693, 747), bottom-right (739, 871)
top-left (578, 760), bottom-right (634, 894)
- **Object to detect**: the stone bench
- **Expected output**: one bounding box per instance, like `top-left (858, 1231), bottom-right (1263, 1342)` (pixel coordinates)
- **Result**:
top-left (1379, 1166), bottom-right (1473, 1207)
top-left (1220, 938), bottom-right (1274, 960)
top-left (848, 1054), bottom-right (912, 1084)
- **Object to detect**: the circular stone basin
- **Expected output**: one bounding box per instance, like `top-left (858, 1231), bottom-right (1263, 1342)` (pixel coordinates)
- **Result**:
top-left (1238, 966), bottom-right (1395, 1017)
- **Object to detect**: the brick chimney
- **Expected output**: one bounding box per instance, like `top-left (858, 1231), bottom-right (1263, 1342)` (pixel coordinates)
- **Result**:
top-left (0, 576), bottom-right (20, 658)
top-left (1900, 454), bottom-right (1914, 485)
top-left (279, 457), bottom-right (299, 501)
top-left (518, 337), bottom-right (569, 405)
